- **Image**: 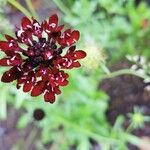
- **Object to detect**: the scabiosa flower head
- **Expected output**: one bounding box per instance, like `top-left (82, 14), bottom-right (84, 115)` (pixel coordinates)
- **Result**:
top-left (81, 37), bottom-right (106, 70)
top-left (0, 14), bottom-right (86, 103)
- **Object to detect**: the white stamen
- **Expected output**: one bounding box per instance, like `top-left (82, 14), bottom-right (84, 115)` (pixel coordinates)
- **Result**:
top-left (17, 67), bottom-right (21, 71)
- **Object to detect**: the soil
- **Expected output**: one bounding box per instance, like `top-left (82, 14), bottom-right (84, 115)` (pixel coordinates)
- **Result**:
top-left (100, 61), bottom-right (150, 150)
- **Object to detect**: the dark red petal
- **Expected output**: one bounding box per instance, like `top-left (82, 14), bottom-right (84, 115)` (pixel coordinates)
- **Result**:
top-left (31, 81), bottom-right (45, 97)
top-left (0, 55), bottom-right (22, 66)
top-left (74, 50), bottom-right (86, 59)
top-left (49, 14), bottom-right (58, 28)
top-left (56, 25), bottom-right (64, 31)
top-left (67, 46), bottom-right (76, 53)
top-left (66, 30), bottom-right (80, 46)
top-left (58, 80), bottom-right (68, 86)
top-left (21, 17), bottom-right (32, 29)
top-left (72, 61), bottom-right (81, 68)
top-left (54, 86), bottom-right (61, 95)
top-left (0, 41), bottom-right (12, 50)
top-left (64, 29), bottom-right (71, 36)
top-left (1, 66), bottom-right (21, 83)
top-left (23, 79), bottom-right (35, 92)
top-left (4, 50), bottom-right (16, 56)
top-left (44, 90), bottom-right (55, 103)
top-left (5, 35), bottom-right (15, 42)
top-left (71, 30), bottom-right (80, 41)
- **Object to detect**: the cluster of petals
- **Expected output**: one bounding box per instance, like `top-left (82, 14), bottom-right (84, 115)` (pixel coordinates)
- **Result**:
top-left (0, 14), bottom-right (86, 103)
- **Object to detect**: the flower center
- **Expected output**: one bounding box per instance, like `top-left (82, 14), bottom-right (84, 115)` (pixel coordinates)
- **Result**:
top-left (23, 38), bottom-right (62, 68)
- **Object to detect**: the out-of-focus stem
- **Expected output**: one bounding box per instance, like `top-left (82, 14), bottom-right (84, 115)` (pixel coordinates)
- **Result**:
top-left (52, 0), bottom-right (73, 17)
top-left (100, 69), bottom-right (147, 80)
top-left (7, 0), bottom-right (32, 18)
top-left (25, 0), bottom-right (39, 20)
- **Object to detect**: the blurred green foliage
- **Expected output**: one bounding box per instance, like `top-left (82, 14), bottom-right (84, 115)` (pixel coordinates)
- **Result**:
top-left (0, 0), bottom-right (150, 150)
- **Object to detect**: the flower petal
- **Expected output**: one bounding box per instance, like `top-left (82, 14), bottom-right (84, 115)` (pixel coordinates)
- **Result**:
top-left (0, 41), bottom-right (13, 50)
top-left (66, 30), bottom-right (80, 46)
top-left (31, 81), bottom-right (45, 96)
top-left (72, 61), bottom-right (81, 68)
top-left (0, 55), bottom-right (22, 66)
top-left (49, 14), bottom-right (58, 29)
top-left (1, 66), bottom-right (22, 83)
top-left (23, 78), bottom-right (35, 92)
top-left (74, 50), bottom-right (86, 59)
top-left (21, 17), bottom-right (32, 30)
top-left (44, 90), bottom-right (55, 103)
top-left (5, 35), bottom-right (16, 42)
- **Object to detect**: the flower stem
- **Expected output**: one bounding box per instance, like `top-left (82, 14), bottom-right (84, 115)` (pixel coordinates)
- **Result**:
top-left (25, 0), bottom-right (39, 20)
top-left (7, 0), bottom-right (32, 18)
top-left (100, 69), bottom-right (147, 80)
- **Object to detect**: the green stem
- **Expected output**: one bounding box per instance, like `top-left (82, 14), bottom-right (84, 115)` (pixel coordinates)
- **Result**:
top-left (25, 0), bottom-right (39, 20)
top-left (23, 126), bottom-right (38, 150)
top-left (7, 0), bottom-right (32, 18)
top-left (100, 69), bottom-right (147, 80)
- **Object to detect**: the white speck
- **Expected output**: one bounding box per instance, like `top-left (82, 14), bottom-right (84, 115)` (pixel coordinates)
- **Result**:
top-left (66, 42), bottom-right (70, 46)
top-left (7, 60), bottom-right (10, 65)
top-left (42, 43), bottom-right (46, 48)
top-left (8, 74), bottom-right (11, 76)
top-left (60, 33), bottom-right (64, 38)
top-left (17, 27), bottom-right (24, 37)
top-left (34, 23), bottom-right (40, 29)
top-left (61, 78), bottom-right (64, 82)
top-left (42, 70), bottom-right (46, 74)
top-left (56, 77), bottom-right (58, 80)
top-left (31, 77), bottom-right (34, 82)
top-left (67, 61), bottom-right (72, 67)
top-left (66, 33), bottom-right (70, 36)
top-left (46, 29), bottom-right (50, 33)
top-left (27, 81), bottom-right (30, 84)
top-left (46, 52), bottom-right (53, 60)
top-left (27, 25), bottom-right (32, 28)
top-left (44, 89), bottom-right (48, 95)
top-left (17, 67), bottom-right (21, 71)
top-left (49, 23), bottom-right (56, 28)
top-left (51, 87), bottom-right (54, 92)
top-left (73, 38), bottom-right (77, 42)
top-left (11, 56), bottom-right (16, 61)
top-left (9, 43), bottom-right (13, 47)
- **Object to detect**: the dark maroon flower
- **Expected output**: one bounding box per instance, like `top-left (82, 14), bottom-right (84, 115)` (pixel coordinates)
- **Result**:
top-left (0, 14), bottom-right (86, 103)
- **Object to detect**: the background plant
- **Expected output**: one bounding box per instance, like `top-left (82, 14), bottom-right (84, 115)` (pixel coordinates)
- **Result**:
top-left (0, 0), bottom-right (150, 150)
